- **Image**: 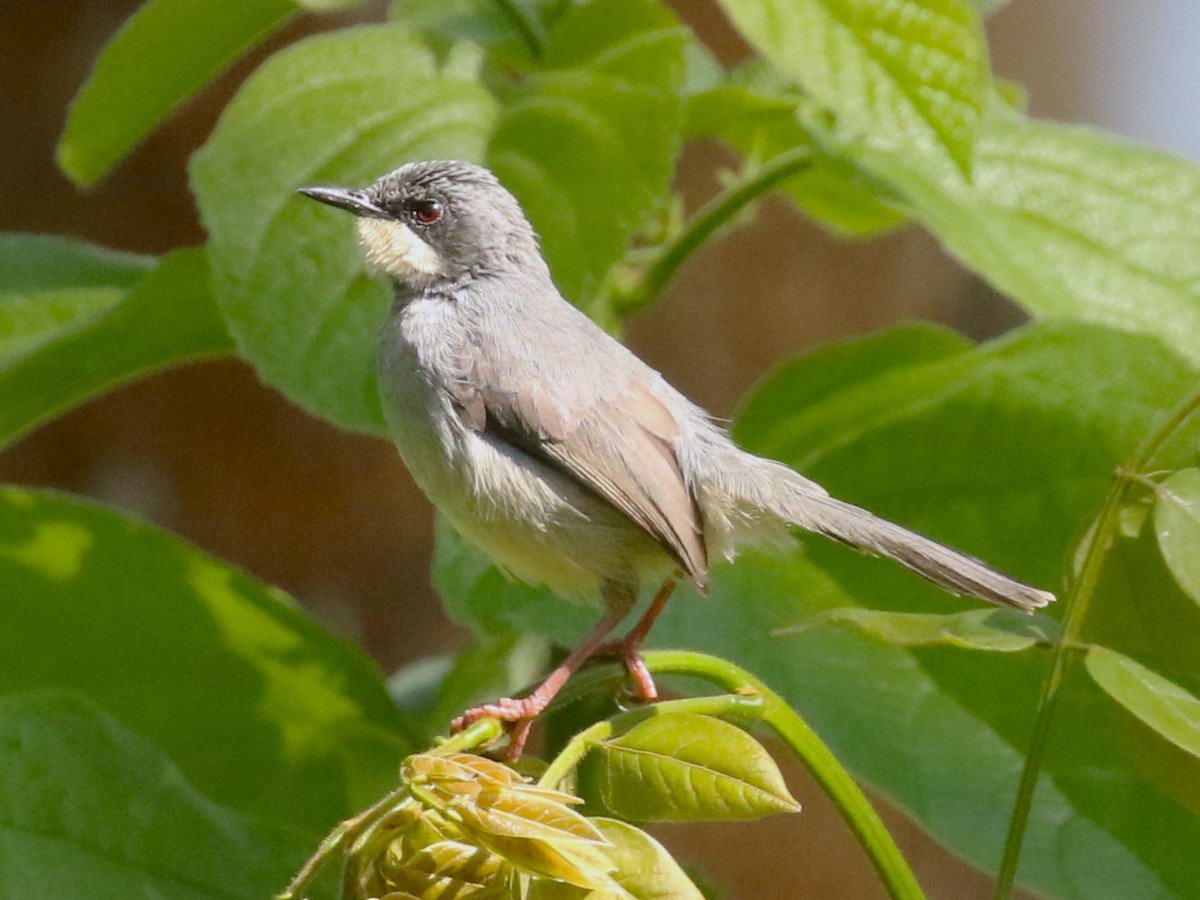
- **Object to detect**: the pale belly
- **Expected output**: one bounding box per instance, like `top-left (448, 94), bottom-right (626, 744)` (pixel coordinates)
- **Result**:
top-left (381, 373), bottom-right (669, 600)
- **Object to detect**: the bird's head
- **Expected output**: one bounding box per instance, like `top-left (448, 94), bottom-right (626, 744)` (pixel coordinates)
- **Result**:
top-left (299, 160), bottom-right (543, 290)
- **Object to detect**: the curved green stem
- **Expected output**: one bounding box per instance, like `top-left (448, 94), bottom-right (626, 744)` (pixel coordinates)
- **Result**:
top-left (993, 385), bottom-right (1200, 899)
top-left (551, 650), bottom-right (925, 900)
top-left (615, 147), bottom-right (814, 315)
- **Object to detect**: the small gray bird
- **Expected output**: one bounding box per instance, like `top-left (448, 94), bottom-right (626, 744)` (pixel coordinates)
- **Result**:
top-left (300, 160), bottom-right (1054, 751)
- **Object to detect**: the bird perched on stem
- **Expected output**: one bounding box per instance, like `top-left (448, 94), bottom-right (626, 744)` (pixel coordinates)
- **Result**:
top-left (300, 161), bottom-right (1055, 757)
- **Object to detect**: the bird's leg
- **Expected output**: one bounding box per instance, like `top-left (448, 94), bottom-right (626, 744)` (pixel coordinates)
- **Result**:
top-left (595, 577), bottom-right (679, 703)
top-left (451, 604), bottom-right (631, 759)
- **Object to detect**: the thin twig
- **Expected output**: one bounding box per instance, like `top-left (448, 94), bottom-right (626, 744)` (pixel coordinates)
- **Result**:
top-left (615, 146), bottom-right (815, 315)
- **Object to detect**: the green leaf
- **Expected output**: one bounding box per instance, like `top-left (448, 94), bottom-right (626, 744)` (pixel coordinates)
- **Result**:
top-left (590, 818), bottom-right (705, 900)
top-left (784, 607), bottom-right (1058, 651)
top-left (58, 0), bottom-right (298, 186)
top-left (684, 77), bottom-right (905, 236)
top-left (1085, 647), bottom-right (1200, 760)
top-left (488, 0), bottom-right (687, 310)
top-left (191, 24), bottom-right (496, 435)
top-left (0, 487), bottom-right (409, 833)
top-left (0, 246), bottom-right (232, 449)
top-left (0, 233), bottom-right (152, 292)
top-left (1153, 468), bottom-right (1200, 605)
top-left (527, 818), bottom-right (704, 899)
top-left (389, 0), bottom-right (554, 68)
top-left (714, 0), bottom-right (989, 170)
top-left (858, 102), bottom-right (1200, 369)
top-left (579, 713), bottom-right (799, 821)
top-left (0, 691), bottom-right (310, 899)
top-left (0, 234), bottom-right (151, 365)
top-left (734, 321), bottom-right (972, 455)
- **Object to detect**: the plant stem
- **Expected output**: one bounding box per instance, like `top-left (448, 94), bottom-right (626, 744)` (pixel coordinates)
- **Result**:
top-left (992, 385), bottom-right (1200, 898)
top-left (490, 0), bottom-right (544, 58)
top-left (615, 147), bottom-right (815, 315)
top-left (552, 650), bottom-right (925, 900)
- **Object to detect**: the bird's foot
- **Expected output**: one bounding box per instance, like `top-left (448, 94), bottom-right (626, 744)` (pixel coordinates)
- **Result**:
top-left (594, 639), bottom-right (658, 703)
top-left (451, 695), bottom-right (548, 761)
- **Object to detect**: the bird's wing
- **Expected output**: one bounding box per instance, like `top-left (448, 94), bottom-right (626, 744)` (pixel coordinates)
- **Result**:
top-left (454, 362), bottom-right (708, 587)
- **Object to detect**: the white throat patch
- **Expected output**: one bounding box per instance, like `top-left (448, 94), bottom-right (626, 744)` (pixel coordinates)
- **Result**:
top-left (355, 218), bottom-right (444, 279)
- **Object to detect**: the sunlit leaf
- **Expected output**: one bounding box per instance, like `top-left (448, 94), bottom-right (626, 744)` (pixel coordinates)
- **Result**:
top-left (0, 487), bottom-right (408, 833)
top-left (1153, 468), bottom-right (1200, 605)
top-left (580, 713), bottom-right (799, 821)
top-left (592, 818), bottom-right (704, 899)
top-left (685, 75), bottom-right (905, 236)
top-left (474, 832), bottom-right (614, 890)
top-left (714, 0), bottom-right (989, 170)
top-left (0, 234), bottom-right (150, 364)
top-left (856, 101), bottom-right (1200, 370)
top-left (524, 819), bottom-right (703, 899)
top-left (782, 606), bottom-right (1057, 651)
top-left (1085, 647), bottom-right (1200, 761)
top-left (456, 792), bottom-right (607, 844)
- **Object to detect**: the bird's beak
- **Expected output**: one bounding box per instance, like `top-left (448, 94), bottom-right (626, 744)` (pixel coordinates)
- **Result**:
top-left (297, 185), bottom-right (389, 219)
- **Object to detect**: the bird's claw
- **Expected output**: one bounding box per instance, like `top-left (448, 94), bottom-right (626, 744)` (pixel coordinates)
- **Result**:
top-left (594, 640), bottom-right (659, 702)
top-left (451, 696), bottom-right (547, 761)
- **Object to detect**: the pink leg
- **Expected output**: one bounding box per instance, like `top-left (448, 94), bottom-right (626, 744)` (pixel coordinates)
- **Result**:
top-left (452, 604), bottom-right (631, 759)
top-left (596, 578), bottom-right (679, 702)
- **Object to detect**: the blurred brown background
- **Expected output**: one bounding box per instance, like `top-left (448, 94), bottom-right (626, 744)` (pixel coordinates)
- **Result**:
top-left (2, 0), bottom-right (1194, 896)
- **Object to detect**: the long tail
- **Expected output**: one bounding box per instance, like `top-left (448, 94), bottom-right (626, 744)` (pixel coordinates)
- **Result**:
top-left (725, 457), bottom-right (1055, 613)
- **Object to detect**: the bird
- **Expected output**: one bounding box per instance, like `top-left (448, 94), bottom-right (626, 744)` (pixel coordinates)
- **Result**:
top-left (299, 160), bottom-right (1055, 755)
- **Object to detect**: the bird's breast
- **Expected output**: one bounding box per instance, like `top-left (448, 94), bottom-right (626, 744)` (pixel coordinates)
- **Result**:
top-left (375, 298), bottom-right (674, 598)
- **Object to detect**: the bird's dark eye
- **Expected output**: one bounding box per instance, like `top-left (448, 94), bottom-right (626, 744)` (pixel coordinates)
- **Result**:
top-left (410, 199), bottom-right (443, 226)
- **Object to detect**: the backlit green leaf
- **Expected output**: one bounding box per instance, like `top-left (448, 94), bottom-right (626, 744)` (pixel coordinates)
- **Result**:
top-left (580, 713), bottom-right (799, 821)
top-left (859, 102), bottom-right (1200, 369)
top-left (714, 0), bottom-right (989, 170)
top-left (191, 24), bottom-right (496, 434)
top-left (590, 818), bottom-right (705, 899)
top-left (1154, 468), bottom-right (1200, 605)
top-left (526, 818), bottom-right (704, 899)
top-left (784, 607), bottom-right (1058, 651)
top-left (1085, 647), bottom-right (1200, 760)
top-left (685, 76), bottom-right (905, 236)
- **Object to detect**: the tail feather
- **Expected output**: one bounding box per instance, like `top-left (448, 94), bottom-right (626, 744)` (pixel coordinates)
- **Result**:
top-left (800, 494), bottom-right (1054, 612)
top-left (730, 458), bottom-right (1055, 613)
